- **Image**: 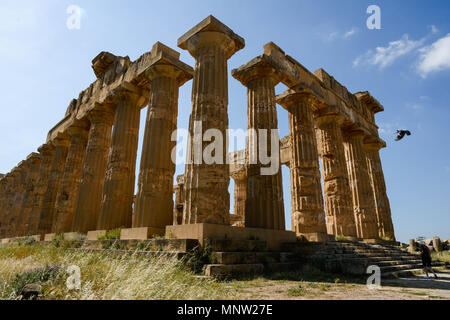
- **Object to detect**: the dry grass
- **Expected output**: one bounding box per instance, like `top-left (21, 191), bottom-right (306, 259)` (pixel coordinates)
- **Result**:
top-left (0, 244), bottom-right (233, 300)
top-left (432, 251), bottom-right (450, 264)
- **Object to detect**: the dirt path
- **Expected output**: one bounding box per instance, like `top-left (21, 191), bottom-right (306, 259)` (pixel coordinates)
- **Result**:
top-left (232, 271), bottom-right (450, 300)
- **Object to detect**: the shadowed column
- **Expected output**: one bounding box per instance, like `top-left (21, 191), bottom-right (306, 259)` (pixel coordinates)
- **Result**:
top-left (53, 120), bottom-right (90, 234)
top-left (231, 169), bottom-right (247, 227)
top-left (11, 161), bottom-right (30, 237)
top-left (315, 115), bottom-right (357, 238)
top-left (28, 144), bottom-right (55, 235)
top-left (72, 106), bottom-right (115, 233)
top-left (232, 55), bottom-right (285, 230)
top-left (365, 141), bottom-right (395, 241)
top-left (343, 130), bottom-right (379, 240)
top-left (1, 172), bottom-right (18, 237)
top-left (38, 133), bottom-right (70, 236)
top-left (97, 90), bottom-right (143, 230)
top-left (0, 177), bottom-right (7, 236)
top-left (133, 42), bottom-right (193, 232)
top-left (18, 153), bottom-right (42, 236)
top-left (277, 90), bottom-right (327, 241)
top-left (178, 15), bottom-right (245, 225)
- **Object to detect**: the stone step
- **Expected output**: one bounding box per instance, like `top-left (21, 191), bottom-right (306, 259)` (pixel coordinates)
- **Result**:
top-left (204, 264), bottom-right (264, 277)
top-left (66, 248), bottom-right (187, 259)
top-left (82, 239), bottom-right (199, 252)
top-left (206, 239), bottom-right (267, 252)
top-left (372, 260), bottom-right (422, 267)
top-left (382, 265), bottom-right (446, 278)
top-left (212, 251), bottom-right (296, 264)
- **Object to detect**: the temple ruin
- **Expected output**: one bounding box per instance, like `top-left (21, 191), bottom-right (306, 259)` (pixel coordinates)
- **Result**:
top-left (0, 15), bottom-right (395, 249)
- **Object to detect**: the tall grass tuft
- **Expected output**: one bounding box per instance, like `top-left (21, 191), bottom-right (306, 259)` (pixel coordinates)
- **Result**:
top-left (0, 244), bottom-right (233, 300)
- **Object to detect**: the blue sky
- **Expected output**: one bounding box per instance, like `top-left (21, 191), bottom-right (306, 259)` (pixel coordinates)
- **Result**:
top-left (0, 0), bottom-right (449, 243)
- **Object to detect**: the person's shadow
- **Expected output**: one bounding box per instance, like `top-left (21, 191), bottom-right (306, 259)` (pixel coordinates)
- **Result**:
top-left (383, 270), bottom-right (450, 291)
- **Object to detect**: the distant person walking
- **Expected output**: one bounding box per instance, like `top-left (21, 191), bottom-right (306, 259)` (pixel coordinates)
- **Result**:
top-left (419, 241), bottom-right (438, 279)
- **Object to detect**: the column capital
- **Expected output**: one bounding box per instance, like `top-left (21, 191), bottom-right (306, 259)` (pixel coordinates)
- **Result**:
top-left (143, 42), bottom-right (194, 86)
top-left (67, 119), bottom-right (90, 137)
top-left (38, 143), bottom-right (55, 156)
top-left (51, 132), bottom-right (71, 147)
top-left (87, 104), bottom-right (115, 125)
top-left (178, 15), bottom-right (245, 59)
top-left (343, 128), bottom-right (366, 140)
top-left (232, 55), bottom-right (281, 86)
top-left (276, 88), bottom-right (322, 113)
top-left (364, 140), bottom-right (385, 152)
top-left (231, 168), bottom-right (246, 181)
top-left (26, 152), bottom-right (42, 164)
top-left (314, 113), bottom-right (345, 127)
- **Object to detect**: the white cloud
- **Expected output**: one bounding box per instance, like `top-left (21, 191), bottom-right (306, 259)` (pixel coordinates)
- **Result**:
top-left (325, 27), bottom-right (358, 42)
top-left (417, 34), bottom-right (450, 78)
top-left (430, 25), bottom-right (439, 34)
top-left (353, 34), bottom-right (425, 69)
top-left (344, 27), bottom-right (357, 39)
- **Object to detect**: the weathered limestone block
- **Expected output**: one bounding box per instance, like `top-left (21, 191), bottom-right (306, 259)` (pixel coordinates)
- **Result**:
top-left (179, 15), bottom-right (244, 225)
top-left (97, 89), bottom-right (146, 230)
top-left (17, 153), bottom-right (42, 236)
top-left (52, 120), bottom-right (90, 234)
top-left (343, 130), bottom-right (378, 240)
top-left (38, 133), bottom-right (70, 236)
top-left (364, 141), bottom-right (395, 241)
top-left (231, 169), bottom-right (246, 227)
top-left (72, 106), bottom-right (114, 233)
top-left (315, 115), bottom-right (357, 238)
top-left (28, 144), bottom-right (55, 235)
top-left (232, 55), bottom-right (285, 230)
top-left (277, 90), bottom-right (327, 239)
top-left (133, 42), bottom-right (193, 232)
top-left (173, 175), bottom-right (185, 226)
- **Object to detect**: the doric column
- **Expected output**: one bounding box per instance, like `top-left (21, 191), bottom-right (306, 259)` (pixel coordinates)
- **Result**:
top-left (231, 169), bottom-right (247, 226)
top-left (28, 144), bottom-right (55, 235)
top-left (232, 56), bottom-right (285, 230)
top-left (11, 161), bottom-right (30, 237)
top-left (18, 153), bottom-right (42, 236)
top-left (97, 90), bottom-right (144, 230)
top-left (343, 130), bottom-right (378, 240)
top-left (133, 42), bottom-right (193, 232)
top-left (1, 172), bottom-right (18, 237)
top-left (38, 133), bottom-right (70, 235)
top-left (173, 175), bottom-right (185, 226)
top-left (72, 106), bottom-right (114, 233)
top-left (277, 91), bottom-right (327, 240)
top-left (0, 177), bottom-right (7, 236)
top-left (364, 141), bottom-right (395, 240)
top-left (315, 115), bottom-right (357, 238)
top-left (52, 120), bottom-right (90, 234)
top-left (178, 16), bottom-right (245, 225)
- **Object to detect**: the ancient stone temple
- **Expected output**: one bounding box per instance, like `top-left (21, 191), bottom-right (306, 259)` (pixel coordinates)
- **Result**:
top-left (0, 15), bottom-right (395, 245)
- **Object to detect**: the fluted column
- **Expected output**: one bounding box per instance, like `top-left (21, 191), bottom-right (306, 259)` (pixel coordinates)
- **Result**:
top-left (315, 115), bottom-right (357, 238)
top-left (134, 43), bottom-right (193, 232)
top-left (277, 91), bottom-right (327, 240)
top-left (11, 162), bottom-right (30, 237)
top-left (173, 175), bottom-right (185, 226)
top-left (232, 57), bottom-right (285, 230)
top-left (38, 134), bottom-right (70, 235)
top-left (28, 144), bottom-right (55, 235)
top-left (52, 120), bottom-right (90, 234)
top-left (18, 153), bottom-right (42, 236)
top-left (231, 169), bottom-right (247, 226)
top-left (0, 177), bottom-right (7, 236)
top-left (343, 130), bottom-right (378, 240)
top-left (178, 16), bottom-right (245, 225)
top-left (97, 91), bottom-right (142, 230)
top-left (365, 142), bottom-right (395, 240)
top-left (1, 172), bottom-right (18, 237)
top-left (72, 106), bottom-right (114, 233)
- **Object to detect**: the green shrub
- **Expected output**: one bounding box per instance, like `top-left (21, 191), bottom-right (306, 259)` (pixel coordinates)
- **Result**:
top-left (10, 265), bottom-right (62, 296)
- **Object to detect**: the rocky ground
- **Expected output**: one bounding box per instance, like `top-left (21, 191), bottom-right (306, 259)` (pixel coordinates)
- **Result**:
top-left (231, 270), bottom-right (450, 300)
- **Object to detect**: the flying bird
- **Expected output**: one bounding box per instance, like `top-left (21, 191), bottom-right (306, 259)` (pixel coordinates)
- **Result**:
top-left (395, 130), bottom-right (411, 141)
